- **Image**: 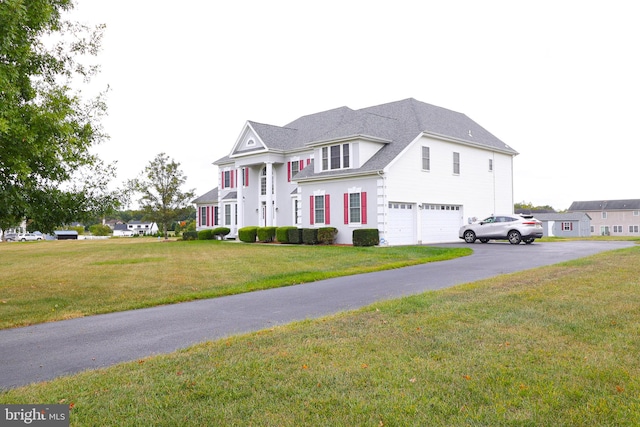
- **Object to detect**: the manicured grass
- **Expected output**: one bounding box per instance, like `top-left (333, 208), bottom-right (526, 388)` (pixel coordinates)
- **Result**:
top-left (1, 246), bottom-right (638, 425)
top-left (0, 239), bottom-right (470, 329)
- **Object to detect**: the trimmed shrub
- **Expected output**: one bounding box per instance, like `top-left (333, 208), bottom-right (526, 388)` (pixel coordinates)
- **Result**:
top-left (353, 228), bottom-right (380, 247)
top-left (317, 227), bottom-right (338, 245)
top-left (238, 226), bottom-right (258, 243)
top-left (287, 228), bottom-right (303, 244)
top-left (276, 226), bottom-right (297, 243)
top-left (182, 231), bottom-right (198, 241)
top-left (257, 226), bottom-right (277, 243)
top-left (198, 229), bottom-right (215, 240)
top-left (212, 227), bottom-right (231, 239)
top-left (302, 228), bottom-right (319, 245)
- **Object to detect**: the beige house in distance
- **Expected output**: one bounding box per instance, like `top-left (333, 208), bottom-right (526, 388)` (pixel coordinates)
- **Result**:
top-left (568, 199), bottom-right (640, 236)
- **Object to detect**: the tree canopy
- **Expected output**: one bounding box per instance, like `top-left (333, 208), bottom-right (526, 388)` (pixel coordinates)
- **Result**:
top-left (0, 0), bottom-right (119, 232)
top-left (128, 153), bottom-right (195, 239)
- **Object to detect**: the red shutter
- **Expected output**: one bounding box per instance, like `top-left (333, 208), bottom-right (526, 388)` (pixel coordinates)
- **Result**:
top-left (245, 168), bottom-right (249, 186)
top-left (361, 192), bottom-right (367, 224)
top-left (206, 206), bottom-right (210, 226)
top-left (310, 196), bottom-right (315, 225)
top-left (287, 162), bottom-right (291, 182)
top-left (344, 193), bottom-right (349, 224)
top-left (230, 170), bottom-right (235, 188)
top-left (570, 222), bottom-right (573, 231)
top-left (325, 194), bottom-right (330, 224)
top-left (299, 160), bottom-right (304, 170)
top-left (307, 158), bottom-right (311, 166)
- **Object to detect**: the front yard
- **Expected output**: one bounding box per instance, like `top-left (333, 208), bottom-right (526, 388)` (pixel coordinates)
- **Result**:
top-left (1, 245), bottom-right (639, 425)
top-left (0, 238), bottom-right (470, 329)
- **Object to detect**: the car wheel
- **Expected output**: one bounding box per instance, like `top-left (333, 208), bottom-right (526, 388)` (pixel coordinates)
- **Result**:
top-left (463, 230), bottom-right (476, 243)
top-left (480, 238), bottom-right (489, 243)
top-left (507, 230), bottom-right (522, 245)
top-left (20, 238), bottom-right (26, 242)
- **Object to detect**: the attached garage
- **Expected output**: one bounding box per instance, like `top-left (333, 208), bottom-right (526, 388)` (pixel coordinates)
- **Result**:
top-left (387, 202), bottom-right (416, 245)
top-left (420, 204), bottom-right (463, 244)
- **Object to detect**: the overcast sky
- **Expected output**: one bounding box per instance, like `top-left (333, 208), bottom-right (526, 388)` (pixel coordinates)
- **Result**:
top-left (68, 1), bottom-right (639, 211)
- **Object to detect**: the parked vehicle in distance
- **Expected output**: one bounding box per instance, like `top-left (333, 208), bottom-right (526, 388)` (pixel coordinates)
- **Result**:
top-left (3, 233), bottom-right (18, 242)
top-left (459, 214), bottom-right (543, 245)
top-left (16, 233), bottom-right (44, 242)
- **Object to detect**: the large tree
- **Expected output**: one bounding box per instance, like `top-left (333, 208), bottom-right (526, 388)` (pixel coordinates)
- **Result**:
top-left (0, 0), bottom-right (119, 233)
top-left (128, 153), bottom-right (195, 239)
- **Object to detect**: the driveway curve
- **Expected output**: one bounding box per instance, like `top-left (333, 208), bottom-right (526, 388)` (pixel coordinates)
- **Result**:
top-left (0, 240), bottom-right (634, 389)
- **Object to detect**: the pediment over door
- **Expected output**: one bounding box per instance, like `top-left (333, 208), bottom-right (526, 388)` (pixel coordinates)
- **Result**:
top-left (231, 123), bottom-right (268, 156)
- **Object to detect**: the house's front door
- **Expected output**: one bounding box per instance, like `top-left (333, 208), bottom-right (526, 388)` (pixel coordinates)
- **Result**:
top-left (261, 202), bottom-right (267, 227)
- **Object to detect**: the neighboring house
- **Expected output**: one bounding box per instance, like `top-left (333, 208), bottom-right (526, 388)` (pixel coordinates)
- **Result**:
top-left (112, 223), bottom-right (135, 237)
top-left (192, 187), bottom-right (219, 229)
top-left (126, 220), bottom-right (159, 236)
top-left (198, 98), bottom-right (518, 245)
top-left (533, 213), bottom-right (592, 237)
top-left (568, 199), bottom-right (640, 236)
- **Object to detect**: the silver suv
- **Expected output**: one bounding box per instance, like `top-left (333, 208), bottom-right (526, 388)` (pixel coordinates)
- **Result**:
top-left (459, 214), bottom-right (543, 245)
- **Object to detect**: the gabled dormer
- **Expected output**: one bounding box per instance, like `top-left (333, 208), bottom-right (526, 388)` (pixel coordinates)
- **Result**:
top-left (306, 135), bottom-right (391, 173)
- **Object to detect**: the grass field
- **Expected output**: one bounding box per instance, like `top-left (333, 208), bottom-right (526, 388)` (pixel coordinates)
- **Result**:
top-left (1, 241), bottom-right (639, 425)
top-left (0, 238), bottom-right (470, 329)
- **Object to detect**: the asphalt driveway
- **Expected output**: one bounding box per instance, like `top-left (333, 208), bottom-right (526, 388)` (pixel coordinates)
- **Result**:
top-left (0, 240), bottom-right (634, 389)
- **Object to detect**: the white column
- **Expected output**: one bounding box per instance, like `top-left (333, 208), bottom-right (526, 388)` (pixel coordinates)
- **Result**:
top-left (266, 162), bottom-right (273, 226)
top-left (236, 167), bottom-right (244, 230)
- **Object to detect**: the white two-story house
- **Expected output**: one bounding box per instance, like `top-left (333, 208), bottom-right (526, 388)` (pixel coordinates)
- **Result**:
top-left (195, 98), bottom-right (518, 245)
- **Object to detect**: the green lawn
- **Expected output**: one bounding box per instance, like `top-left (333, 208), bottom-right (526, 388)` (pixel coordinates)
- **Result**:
top-left (1, 243), bottom-right (639, 425)
top-left (0, 238), bottom-right (470, 329)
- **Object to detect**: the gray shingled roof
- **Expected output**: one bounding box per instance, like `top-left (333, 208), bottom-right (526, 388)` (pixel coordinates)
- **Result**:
top-left (533, 213), bottom-right (592, 221)
top-left (191, 187), bottom-right (218, 204)
top-left (568, 199), bottom-right (640, 211)
top-left (215, 98), bottom-right (517, 177)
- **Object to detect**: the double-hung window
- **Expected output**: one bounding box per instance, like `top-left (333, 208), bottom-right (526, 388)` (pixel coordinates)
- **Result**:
top-left (344, 191), bottom-right (367, 224)
top-left (422, 146), bottom-right (430, 171)
top-left (200, 207), bottom-right (207, 226)
top-left (224, 204), bottom-right (232, 226)
top-left (453, 152), bottom-right (460, 175)
top-left (310, 194), bottom-right (330, 225)
top-left (321, 144), bottom-right (350, 171)
top-left (221, 170), bottom-right (234, 189)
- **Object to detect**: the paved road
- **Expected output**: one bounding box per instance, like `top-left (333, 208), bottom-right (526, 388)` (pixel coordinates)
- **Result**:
top-left (0, 241), bottom-right (634, 389)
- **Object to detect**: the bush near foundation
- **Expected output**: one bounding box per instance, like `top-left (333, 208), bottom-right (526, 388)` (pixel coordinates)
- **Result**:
top-left (318, 227), bottom-right (338, 245)
top-left (276, 226), bottom-right (297, 243)
top-left (287, 228), bottom-right (303, 244)
top-left (353, 229), bottom-right (380, 247)
top-left (257, 227), bottom-right (277, 242)
top-left (238, 226), bottom-right (258, 243)
top-left (198, 229), bottom-right (215, 240)
top-left (182, 231), bottom-right (198, 241)
top-left (302, 228), bottom-right (319, 245)
top-left (212, 227), bottom-right (231, 239)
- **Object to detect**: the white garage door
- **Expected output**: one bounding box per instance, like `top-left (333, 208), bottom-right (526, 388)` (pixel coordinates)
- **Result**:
top-left (387, 202), bottom-right (416, 245)
top-left (421, 204), bottom-right (463, 243)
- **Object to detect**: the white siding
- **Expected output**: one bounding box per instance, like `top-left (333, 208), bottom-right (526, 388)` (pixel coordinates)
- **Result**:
top-left (382, 134), bottom-right (514, 243)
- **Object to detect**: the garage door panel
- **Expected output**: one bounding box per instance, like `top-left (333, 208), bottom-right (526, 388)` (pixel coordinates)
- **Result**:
top-left (421, 204), bottom-right (462, 244)
top-left (387, 202), bottom-right (415, 245)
